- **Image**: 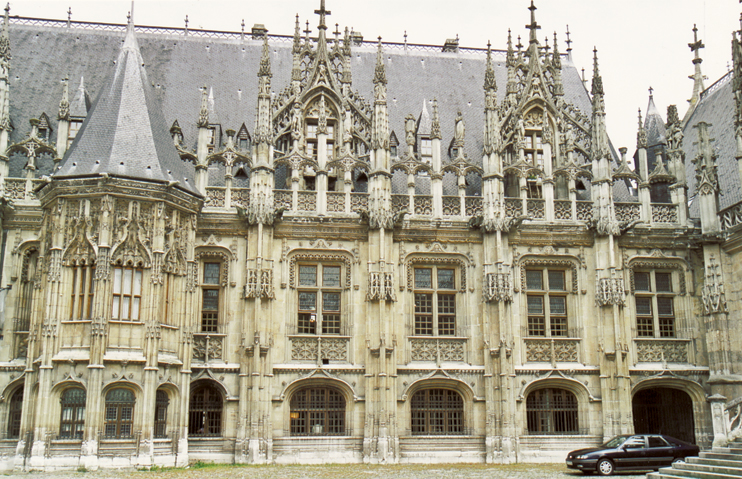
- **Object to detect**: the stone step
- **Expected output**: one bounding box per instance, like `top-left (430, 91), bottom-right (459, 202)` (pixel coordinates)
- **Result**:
top-left (648, 467), bottom-right (742, 479)
top-left (700, 452), bottom-right (742, 462)
top-left (689, 456), bottom-right (742, 469)
top-left (674, 462), bottom-right (742, 476)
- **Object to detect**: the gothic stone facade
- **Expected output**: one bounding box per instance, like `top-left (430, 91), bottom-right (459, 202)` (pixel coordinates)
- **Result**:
top-left (0, 1), bottom-right (740, 471)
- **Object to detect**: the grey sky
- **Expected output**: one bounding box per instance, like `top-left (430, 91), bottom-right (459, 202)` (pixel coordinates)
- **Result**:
top-left (16, 0), bottom-right (740, 153)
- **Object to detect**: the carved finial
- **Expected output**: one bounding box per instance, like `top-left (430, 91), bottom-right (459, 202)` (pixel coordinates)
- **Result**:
top-left (241, 19), bottom-right (245, 40)
top-left (184, 15), bottom-right (189, 35)
top-left (314, 0), bottom-right (331, 31)
top-left (637, 108), bottom-right (647, 149)
top-left (648, 85), bottom-right (653, 98)
top-left (552, 31), bottom-right (561, 66)
top-left (66, 6), bottom-right (71, 27)
top-left (591, 47), bottom-right (603, 96)
top-left (304, 20), bottom-right (311, 41)
top-left (506, 29), bottom-right (515, 67)
top-left (526, 0), bottom-right (541, 45)
top-left (374, 37), bottom-right (387, 85)
top-left (404, 30), bottom-right (408, 50)
top-left (197, 86), bottom-right (209, 128)
top-left (431, 99), bottom-right (441, 140)
top-left (484, 40), bottom-right (496, 91)
top-left (293, 14), bottom-right (301, 53)
top-left (0, 2), bottom-right (10, 67)
top-left (516, 35), bottom-right (523, 52)
top-left (259, 34), bottom-right (271, 78)
top-left (565, 25), bottom-right (572, 52)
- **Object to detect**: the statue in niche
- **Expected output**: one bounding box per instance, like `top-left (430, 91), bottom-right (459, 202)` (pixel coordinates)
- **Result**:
top-left (405, 114), bottom-right (416, 147)
top-left (454, 112), bottom-right (465, 144)
top-left (290, 102), bottom-right (301, 140)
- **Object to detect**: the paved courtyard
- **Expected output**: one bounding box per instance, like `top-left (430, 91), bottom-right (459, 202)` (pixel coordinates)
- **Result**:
top-left (3, 463), bottom-right (651, 479)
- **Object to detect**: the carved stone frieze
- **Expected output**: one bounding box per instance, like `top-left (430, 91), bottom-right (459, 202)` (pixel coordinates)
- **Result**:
top-left (635, 340), bottom-right (688, 363)
top-left (410, 338), bottom-right (465, 362)
top-left (245, 264), bottom-right (275, 300)
top-left (702, 258), bottom-right (728, 315)
top-left (525, 338), bottom-right (579, 363)
top-left (192, 335), bottom-right (223, 362)
top-left (290, 336), bottom-right (349, 361)
top-left (367, 270), bottom-right (395, 302)
top-left (483, 271), bottom-right (513, 303)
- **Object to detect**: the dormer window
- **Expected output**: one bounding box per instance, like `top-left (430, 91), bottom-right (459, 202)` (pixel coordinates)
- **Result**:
top-left (68, 119), bottom-right (83, 148)
top-left (305, 121), bottom-right (336, 161)
top-left (420, 138), bottom-right (432, 163)
top-left (207, 127), bottom-right (217, 153)
top-left (237, 124), bottom-right (251, 152)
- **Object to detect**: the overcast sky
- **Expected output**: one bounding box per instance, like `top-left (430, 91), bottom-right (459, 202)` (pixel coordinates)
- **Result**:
top-left (14, 1), bottom-right (740, 152)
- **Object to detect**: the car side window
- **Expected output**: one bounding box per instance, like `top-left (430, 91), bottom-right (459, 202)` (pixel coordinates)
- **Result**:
top-left (624, 437), bottom-right (646, 448)
top-left (648, 436), bottom-right (668, 447)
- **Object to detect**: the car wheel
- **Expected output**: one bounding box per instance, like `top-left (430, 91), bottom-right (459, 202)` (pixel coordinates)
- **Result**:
top-left (596, 458), bottom-right (614, 476)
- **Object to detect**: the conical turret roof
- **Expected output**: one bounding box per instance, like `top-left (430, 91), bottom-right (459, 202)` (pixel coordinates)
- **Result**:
top-left (644, 93), bottom-right (666, 148)
top-left (55, 22), bottom-right (197, 195)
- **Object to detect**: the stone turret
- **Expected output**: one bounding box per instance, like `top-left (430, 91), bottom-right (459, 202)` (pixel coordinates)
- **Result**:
top-left (0, 3), bottom-right (11, 179)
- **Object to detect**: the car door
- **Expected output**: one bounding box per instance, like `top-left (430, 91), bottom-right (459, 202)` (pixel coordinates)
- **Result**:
top-left (616, 436), bottom-right (648, 469)
top-left (646, 436), bottom-right (674, 468)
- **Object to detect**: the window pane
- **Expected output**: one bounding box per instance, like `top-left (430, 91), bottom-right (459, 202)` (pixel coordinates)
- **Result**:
top-left (528, 316), bottom-right (545, 336)
top-left (113, 268), bottom-right (122, 294)
top-left (549, 296), bottom-right (566, 315)
top-left (131, 297), bottom-right (140, 320)
top-left (323, 292), bottom-right (340, 312)
top-left (548, 271), bottom-right (565, 291)
top-left (437, 269), bottom-right (455, 290)
top-left (414, 268), bottom-right (432, 289)
top-left (203, 289), bottom-right (219, 310)
top-left (299, 265), bottom-right (317, 286)
top-left (323, 266), bottom-right (340, 287)
top-left (133, 270), bottom-right (142, 295)
top-left (526, 270), bottom-right (543, 290)
top-left (112, 296), bottom-right (120, 319)
top-left (635, 272), bottom-right (651, 291)
top-left (657, 297), bottom-right (674, 316)
top-left (527, 296), bottom-right (544, 315)
top-left (636, 297), bottom-right (652, 316)
top-left (203, 263), bottom-right (220, 285)
top-left (655, 273), bottom-right (672, 292)
top-left (123, 269), bottom-right (132, 295)
top-left (121, 297), bottom-right (130, 319)
top-left (637, 317), bottom-right (654, 336)
top-left (299, 292), bottom-right (317, 311)
top-left (414, 293), bottom-right (433, 314)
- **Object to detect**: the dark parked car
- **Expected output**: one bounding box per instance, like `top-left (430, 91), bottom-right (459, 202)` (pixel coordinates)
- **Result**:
top-left (565, 434), bottom-right (700, 476)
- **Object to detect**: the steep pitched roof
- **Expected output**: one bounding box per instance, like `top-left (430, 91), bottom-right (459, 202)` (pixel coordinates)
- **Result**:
top-left (54, 23), bottom-right (197, 195)
top-left (644, 94), bottom-right (666, 148)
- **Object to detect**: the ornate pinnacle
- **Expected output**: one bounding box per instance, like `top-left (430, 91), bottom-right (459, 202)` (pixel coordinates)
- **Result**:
top-left (552, 31), bottom-right (561, 68)
top-left (258, 34), bottom-right (272, 78)
top-left (293, 14), bottom-right (301, 54)
top-left (666, 104), bottom-right (680, 129)
top-left (637, 108), bottom-right (647, 149)
top-left (591, 47), bottom-right (603, 97)
top-left (431, 99), bottom-right (442, 140)
top-left (0, 2), bottom-right (10, 65)
top-left (58, 77), bottom-right (70, 121)
top-left (506, 29), bottom-right (515, 67)
top-left (315, 0), bottom-right (331, 32)
top-left (484, 41), bottom-right (496, 91)
top-left (197, 86), bottom-right (209, 128)
top-left (373, 37), bottom-right (386, 85)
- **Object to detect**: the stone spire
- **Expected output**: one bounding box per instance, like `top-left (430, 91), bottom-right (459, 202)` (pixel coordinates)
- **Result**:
top-left (590, 48), bottom-right (608, 158)
top-left (483, 42), bottom-right (498, 156)
top-left (258, 34), bottom-right (272, 79)
top-left (644, 88), bottom-right (666, 148)
top-left (55, 17), bottom-right (196, 193)
top-left (506, 29), bottom-right (517, 98)
top-left (682, 24), bottom-right (705, 126)
top-left (552, 32), bottom-right (564, 96)
top-left (371, 38), bottom-right (389, 152)
top-left (0, 3), bottom-right (10, 134)
top-left (255, 34), bottom-right (273, 160)
top-left (484, 41), bottom-right (496, 92)
top-left (666, 104), bottom-right (687, 224)
top-left (341, 26), bottom-right (352, 84)
top-left (70, 76), bottom-right (90, 118)
top-left (590, 47), bottom-right (604, 106)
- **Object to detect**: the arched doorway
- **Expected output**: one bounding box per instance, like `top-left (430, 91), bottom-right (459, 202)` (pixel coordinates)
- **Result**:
top-left (633, 388), bottom-right (695, 443)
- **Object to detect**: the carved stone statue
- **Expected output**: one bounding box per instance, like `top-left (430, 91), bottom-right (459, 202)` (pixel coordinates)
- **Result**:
top-left (405, 114), bottom-right (416, 147)
top-left (454, 111), bottom-right (465, 144)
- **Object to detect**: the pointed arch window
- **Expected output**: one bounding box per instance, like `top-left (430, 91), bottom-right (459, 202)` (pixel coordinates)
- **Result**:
top-left (154, 389), bottom-right (170, 439)
top-left (7, 388), bottom-right (23, 439)
top-left (526, 388), bottom-right (578, 435)
top-left (59, 388), bottom-right (86, 439)
top-left (410, 388), bottom-right (464, 435)
top-left (189, 384), bottom-right (223, 437)
top-left (290, 387), bottom-right (346, 436)
top-left (104, 388), bottom-right (135, 438)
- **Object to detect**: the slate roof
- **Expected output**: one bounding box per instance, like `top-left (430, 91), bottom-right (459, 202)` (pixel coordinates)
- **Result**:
top-left (684, 71), bottom-right (740, 216)
top-left (54, 24), bottom-right (198, 195)
top-left (6, 14), bottom-right (614, 199)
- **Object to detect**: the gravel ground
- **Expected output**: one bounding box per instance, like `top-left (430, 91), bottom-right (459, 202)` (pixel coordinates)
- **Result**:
top-left (2, 463), bottom-right (651, 479)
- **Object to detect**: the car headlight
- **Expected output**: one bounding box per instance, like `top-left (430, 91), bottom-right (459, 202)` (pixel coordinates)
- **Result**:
top-left (576, 455), bottom-right (589, 460)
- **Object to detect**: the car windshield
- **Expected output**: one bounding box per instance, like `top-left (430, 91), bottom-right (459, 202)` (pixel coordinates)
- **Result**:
top-left (603, 435), bottom-right (632, 448)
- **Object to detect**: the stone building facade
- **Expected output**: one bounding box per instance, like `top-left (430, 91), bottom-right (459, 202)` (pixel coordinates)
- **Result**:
top-left (0, 0), bottom-right (741, 470)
